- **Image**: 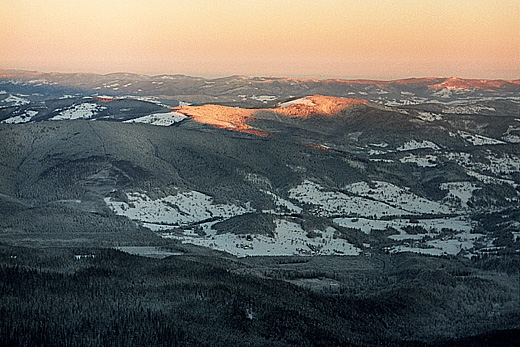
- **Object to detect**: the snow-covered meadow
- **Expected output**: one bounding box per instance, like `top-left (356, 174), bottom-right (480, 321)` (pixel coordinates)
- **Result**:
top-left (123, 112), bottom-right (187, 126)
top-left (288, 180), bottom-right (406, 218)
top-left (102, 171), bottom-right (500, 258)
top-left (50, 103), bottom-right (106, 120)
top-left (104, 190), bottom-right (253, 228)
top-left (1, 110), bottom-right (38, 124)
top-left (104, 188), bottom-right (362, 257)
top-left (344, 181), bottom-right (452, 215)
top-left (399, 154), bottom-right (437, 167)
top-left (397, 140), bottom-right (440, 151)
top-left (164, 219), bottom-right (361, 258)
top-left (440, 182), bottom-right (480, 209)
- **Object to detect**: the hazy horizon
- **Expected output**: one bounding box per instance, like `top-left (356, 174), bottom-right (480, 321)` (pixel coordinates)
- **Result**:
top-left (1, 0), bottom-right (519, 80)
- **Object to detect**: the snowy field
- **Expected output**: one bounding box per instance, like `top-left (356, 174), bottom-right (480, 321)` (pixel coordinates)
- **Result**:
top-left (389, 231), bottom-right (484, 256)
top-left (397, 140), bottom-right (440, 151)
top-left (443, 105), bottom-right (496, 114)
top-left (440, 182), bottom-right (480, 209)
top-left (261, 190), bottom-right (303, 214)
top-left (104, 190), bottom-right (253, 227)
top-left (416, 111), bottom-right (442, 122)
top-left (103, 178), bottom-right (490, 258)
top-left (0, 94), bottom-right (30, 106)
top-left (445, 152), bottom-right (519, 187)
top-left (115, 246), bottom-right (183, 259)
top-left (288, 180), bottom-right (453, 218)
top-left (399, 154), bottom-right (437, 167)
top-left (344, 181), bottom-right (452, 215)
top-left (288, 180), bottom-right (406, 218)
top-left (458, 131), bottom-right (505, 146)
top-left (279, 97), bottom-right (316, 107)
top-left (123, 112), bottom-right (187, 126)
top-left (50, 103), bottom-right (106, 120)
top-left (333, 216), bottom-right (472, 234)
top-left (163, 219), bottom-right (361, 258)
top-left (2, 110), bottom-right (38, 124)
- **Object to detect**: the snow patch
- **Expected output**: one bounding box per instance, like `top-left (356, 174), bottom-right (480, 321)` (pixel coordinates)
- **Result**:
top-left (397, 140), bottom-right (440, 151)
top-left (164, 219), bottom-right (361, 257)
top-left (104, 191), bottom-right (253, 227)
top-left (123, 112), bottom-right (187, 126)
top-left (1, 94), bottom-right (30, 106)
top-left (50, 103), bottom-right (105, 120)
top-left (251, 95), bottom-right (277, 102)
top-left (344, 181), bottom-right (451, 215)
top-left (279, 97), bottom-right (315, 107)
top-left (458, 131), bottom-right (506, 146)
top-left (417, 111), bottom-right (442, 122)
top-left (443, 105), bottom-right (496, 114)
top-left (2, 110), bottom-right (38, 124)
top-left (289, 180), bottom-right (407, 218)
top-left (334, 216), bottom-right (472, 235)
top-left (440, 182), bottom-right (480, 209)
top-left (399, 154), bottom-right (437, 167)
top-left (389, 231), bottom-right (482, 256)
top-left (466, 171), bottom-right (517, 187)
top-left (262, 190), bottom-right (303, 214)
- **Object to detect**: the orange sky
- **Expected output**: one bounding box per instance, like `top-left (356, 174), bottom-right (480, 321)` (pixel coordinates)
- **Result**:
top-left (1, 0), bottom-right (518, 79)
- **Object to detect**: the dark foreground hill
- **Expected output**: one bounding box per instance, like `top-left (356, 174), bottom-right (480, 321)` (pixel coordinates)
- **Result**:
top-left (1, 245), bottom-right (519, 347)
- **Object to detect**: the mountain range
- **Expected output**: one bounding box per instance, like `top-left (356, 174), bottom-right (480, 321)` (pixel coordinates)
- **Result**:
top-left (0, 70), bottom-right (519, 345)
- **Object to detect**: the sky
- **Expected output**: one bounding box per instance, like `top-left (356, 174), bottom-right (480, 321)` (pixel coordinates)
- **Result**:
top-left (1, 0), bottom-right (519, 80)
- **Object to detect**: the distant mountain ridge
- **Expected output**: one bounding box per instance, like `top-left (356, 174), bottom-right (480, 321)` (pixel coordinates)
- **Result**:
top-left (1, 69), bottom-right (519, 109)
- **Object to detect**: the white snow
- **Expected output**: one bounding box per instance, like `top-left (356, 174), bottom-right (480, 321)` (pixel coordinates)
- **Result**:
top-left (502, 125), bottom-right (520, 143)
top-left (50, 103), bottom-right (105, 120)
top-left (389, 231), bottom-right (482, 256)
top-left (1, 94), bottom-right (30, 106)
top-left (443, 105), bottom-right (496, 114)
top-left (416, 111), bottom-right (442, 122)
top-left (123, 112), bottom-right (187, 126)
top-left (164, 219), bottom-right (361, 257)
top-left (368, 149), bottom-right (387, 156)
top-left (397, 140), bottom-right (440, 151)
top-left (289, 180), bottom-right (407, 218)
top-left (502, 134), bottom-right (520, 143)
top-left (115, 246), bottom-right (183, 258)
top-left (369, 158), bottom-right (394, 163)
top-left (344, 181), bottom-right (452, 215)
top-left (2, 110), bottom-right (38, 124)
top-left (279, 97), bottom-right (315, 107)
top-left (334, 216), bottom-right (472, 235)
top-left (369, 143), bottom-right (389, 148)
top-left (251, 95), bottom-right (277, 102)
top-left (262, 190), bottom-right (303, 214)
top-left (486, 154), bottom-right (520, 174)
top-left (458, 131), bottom-right (506, 146)
top-left (465, 170), bottom-right (517, 187)
top-left (399, 154), bottom-right (437, 167)
top-left (104, 190), bottom-right (254, 227)
top-left (440, 182), bottom-right (480, 209)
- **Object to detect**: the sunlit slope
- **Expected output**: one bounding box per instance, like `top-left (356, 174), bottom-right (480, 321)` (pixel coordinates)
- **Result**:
top-left (173, 95), bottom-right (366, 135)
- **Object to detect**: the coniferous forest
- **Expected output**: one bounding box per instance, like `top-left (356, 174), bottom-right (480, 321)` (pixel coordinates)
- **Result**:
top-left (1, 244), bottom-right (518, 347)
